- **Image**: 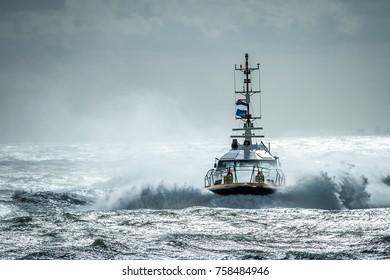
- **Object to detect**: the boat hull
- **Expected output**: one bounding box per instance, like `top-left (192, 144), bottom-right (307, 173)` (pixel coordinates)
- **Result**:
top-left (205, 182), bottom-right (282, 195)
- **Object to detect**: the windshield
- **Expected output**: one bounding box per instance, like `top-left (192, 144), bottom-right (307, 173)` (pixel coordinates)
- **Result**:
top-left (217, 160), bottom-right (275, 169)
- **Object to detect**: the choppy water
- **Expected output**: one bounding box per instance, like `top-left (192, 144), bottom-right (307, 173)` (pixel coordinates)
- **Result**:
top-left (0, 136), bottom-right (389, 259)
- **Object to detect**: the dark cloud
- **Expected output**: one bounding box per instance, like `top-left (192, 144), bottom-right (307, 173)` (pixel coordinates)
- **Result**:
top-left (0, 0), bottom-right (389, 142)
top-left (0, 0), bottom-right (65, 12)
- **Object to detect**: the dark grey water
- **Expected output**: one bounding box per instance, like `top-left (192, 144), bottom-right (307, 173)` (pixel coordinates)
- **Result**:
top-left (1, 137), bottom-right (390, 259)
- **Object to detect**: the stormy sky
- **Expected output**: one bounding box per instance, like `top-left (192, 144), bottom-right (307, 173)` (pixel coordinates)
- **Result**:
top-left (0, 0), bottom-right (389, 142)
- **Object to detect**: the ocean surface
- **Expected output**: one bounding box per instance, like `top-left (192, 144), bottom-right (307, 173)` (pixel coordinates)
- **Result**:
top-left (0, 136), bottom-right (389, 260)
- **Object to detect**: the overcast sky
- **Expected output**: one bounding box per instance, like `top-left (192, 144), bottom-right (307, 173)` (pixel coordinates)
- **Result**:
top-left (0, 0), bottom-right (389, 142)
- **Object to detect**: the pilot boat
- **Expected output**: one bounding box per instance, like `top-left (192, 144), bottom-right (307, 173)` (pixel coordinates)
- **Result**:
top-left (204, 53), bottom-right (286, 195)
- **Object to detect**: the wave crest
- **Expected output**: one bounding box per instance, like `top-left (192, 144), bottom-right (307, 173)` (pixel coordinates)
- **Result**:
top-left (95, 184), bottom-right (213, 210)
top-left (93, 169), bottom-right (390, 210)
top-left (275, 171), bottom-right (371, 210)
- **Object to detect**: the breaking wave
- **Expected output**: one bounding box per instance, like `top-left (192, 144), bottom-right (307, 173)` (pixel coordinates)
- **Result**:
top-left (95, 184), bottom-right (213, 210)
top-left (272, 171), bottom-right (371, 210)
top-left (94, 171), bottom-right (390, 211)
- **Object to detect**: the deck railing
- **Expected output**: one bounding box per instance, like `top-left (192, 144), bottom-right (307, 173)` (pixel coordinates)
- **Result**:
top-left (204, 165), bottom-right (285, 187)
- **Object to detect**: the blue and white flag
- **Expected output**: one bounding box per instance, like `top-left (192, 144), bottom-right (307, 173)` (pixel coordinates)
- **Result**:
top-left (236, 99), bottom-right (248, 106)
top-left (236, 109), bottom-right (247, 118)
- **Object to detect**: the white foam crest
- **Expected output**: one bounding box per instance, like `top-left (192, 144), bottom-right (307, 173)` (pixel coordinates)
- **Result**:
top-left (94, 182), bottom-right (213, 210)
top-left (274, 172), bottom-right (369, 209)
top-left (93, 170), bottom-right (387, 210)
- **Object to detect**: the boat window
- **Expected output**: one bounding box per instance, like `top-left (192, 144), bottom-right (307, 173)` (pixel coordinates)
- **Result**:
top-left (218, 160), bottom-right (276, 169)
top-left (218, 161), bottom-right (235, 169)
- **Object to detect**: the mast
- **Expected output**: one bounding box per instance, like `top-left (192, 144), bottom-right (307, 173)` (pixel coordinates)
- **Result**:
top-left (232, 53), bottom-right (263, 146)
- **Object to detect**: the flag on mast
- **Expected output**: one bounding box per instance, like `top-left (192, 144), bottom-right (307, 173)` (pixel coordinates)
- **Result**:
top-left (236, 109), bottom-right (247, 118)
top-left (236, 99), bottom-right (248, 106)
